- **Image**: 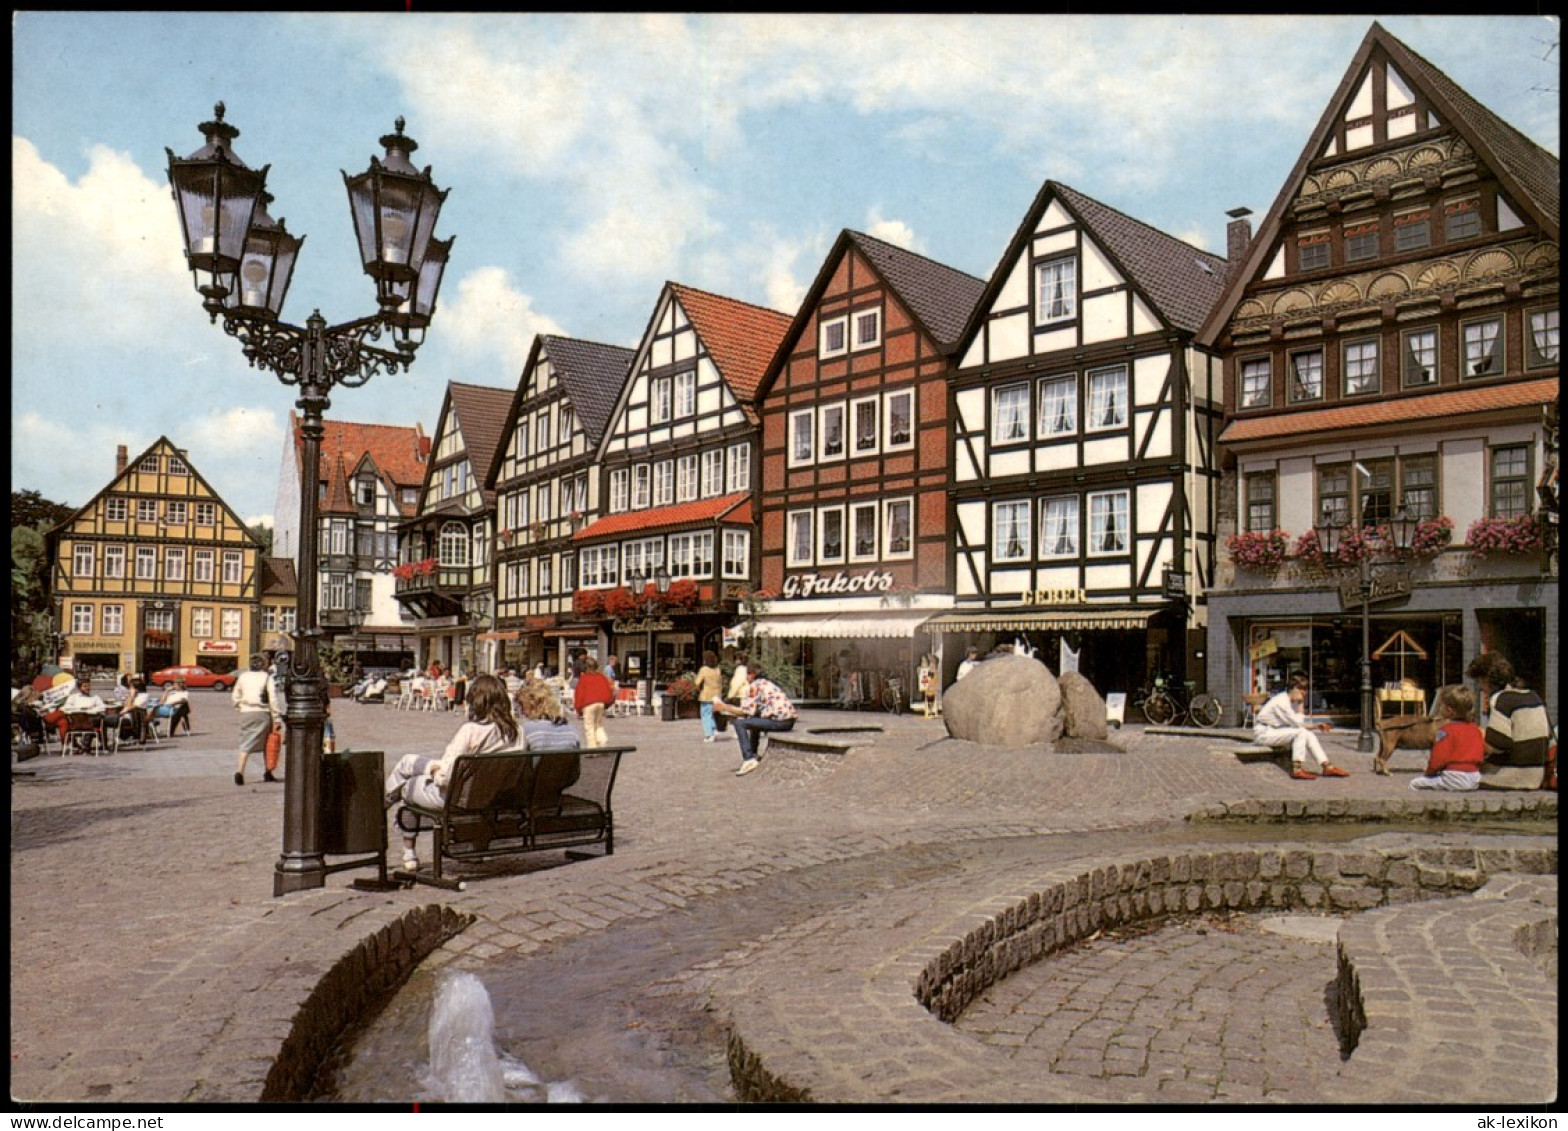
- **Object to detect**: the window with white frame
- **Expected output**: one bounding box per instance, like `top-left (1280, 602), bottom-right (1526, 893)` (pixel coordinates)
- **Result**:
top-left (222, 551), bottom-right (243, 584)
top-left (1403, 328), bottom-right (1438, 386)
top-left (1088, 490), bottom-right (1129, 555)
top-left (137, 499), bottom-right (158, 523)
top-left (561, 552), bottom-right (576, 592)
top-left (623, 536), bottom-right (664, 581)
top-left (789, 410), bottom-right (815, 466)
top-left (167, 455), bottom-right (188, 476)
top-left (193, 550), bottom-right (214, 582)
top-left (787, 511), bottom-right (813, 566)
top-left (1527, 308), bottom-right (1559, 369)
top-left (667, 531), bottom-right (713, 579)
top-left (1035, 257), bottom-right (1076, 324)
top-left (853, 307), bottom-right (882, 351)
top-left (165, 548), bottom-right (186, 582)
top-left (439, 522), bottom-right (469, 567)
top-left (1343, 338), bottom-right (1380, 396)
top-left (850, 502), bottom-right (879, 562)
top-left (674, 370), bottom-right (696, 418)
top-left (513, 420), bottom-right (530, 461)
top-left (220, 608), bottom-right (242, 639)
top-left (852, 397), bottom-right (879, 456)
top-left (329, 520), bottom-right (348, 556)
top-left (139, 454), bottom-right (160, 473)
top-left (278, 607), bottom-right (296, 632)
top-left (722, 529), bottom-right (750, 579)
top-left (580, 545), bottom-right (618, 587)
top-left (325, 574), bottom-right (347, 610)
top-left (1040, 496), bottom-right (1079, 557)
top-left (106, 497), bottom-right (127, 522)
top-left (191, 607), bottom-right (213, 638)
top-left (701, 449), bottom-right (723, 497)
top-left (535, 411), bottom-right (553, 452)
top-left (1246, 472), bottom-right (1277, 533)
top-left (166, 500), bottom-right (187, 526)
top-left (1400, 455), bottom-right (1438, 521)
top-left (1240, 356), bottom-right (1272, 408)
top-left (536, 481), bottom-right (553, 523)
top-left (632, 464), bottom-right (651, 509)
top-left (145, 608), bottom-right (174, 633)
top-left (820, 403), bottom-right (846, 460)
top-left (540, 556), bottom-right (553, 595)
top-left (1490, 445), bottom-right (1531, 518)
top-left (514, 561), bottom-right (531, 599)
top-left (818, 507), bottom-right (846, 564)
top-left (993, 383), bottom-right (1030, 444)
top-left (558, 405), bottom-right (575, 443)
top-left (1462, 317), bottom-right (1503, 378)
top-left (727, 442), bottom-right (751, 493)
top-left (610, 468), bottom-right (630, 513)
top-left (262, 606), bottom-right (277, 632)
top-left (570, 474), bottom-right (589, 515)
top-left (884, 498), bottom-right (913, 558)
top-left (71, 604), bottom-right (93, 634)
top-left (513, 491), bottom-right (531, 530)
top-left (653, 460), bottom-right (674, 507)
top-left (1289, 349), bottom-right (1324, 402)
top-left (676, 455), bottom-right (698, 502)
top-left (651, 376), bottom-right (672, 423)
top-left (102, 604), bottom-right (124, 635)
top-left (885, 390), bottom-right (914, 450)
top-left (993, 501), bottom-right (1030, 561)
top-left (104, 545), bottom-right (125, 579)
top-left (1086, 366), bottom-right (1128, 430)
top-left (819, 315), bottom-right (848, 358)
top-left (196, 502), bottom-right (216, 526)
top-left (136, 546), bottom-right (157, 580)
top-left (1039, 375), bottom-right (1076, 436)
top-left (73, 543), bottom-right (95, 577)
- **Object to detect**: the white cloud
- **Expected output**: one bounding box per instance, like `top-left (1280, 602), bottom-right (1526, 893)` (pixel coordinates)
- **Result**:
top-left (863, 207), bottom-right (923, 253)
top-left (437, 266), bottom-right (567, 374)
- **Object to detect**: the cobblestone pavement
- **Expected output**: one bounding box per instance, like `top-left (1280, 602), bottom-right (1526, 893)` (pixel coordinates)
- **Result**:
top-left (9, 696), bottom-right (1557, 1105)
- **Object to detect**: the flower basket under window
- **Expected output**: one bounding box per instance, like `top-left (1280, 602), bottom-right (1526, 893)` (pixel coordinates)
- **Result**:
top-left (573, 588), bottom-right (605, 617)
top-left (1465, 514), bottom-right (1544, 558)
top-left (602, 587), bottom-right (639, 618)
top-left (1409, 516), bottom-right (1454, 560)
top-left (1225, 530), bottom-right (1288, 572)
top-left (1294, 526), bottom-right (1380, 569)
top-left (665, 676), bottom-right (697, 703)
top-left (664, 578), bottom-right (700, 610)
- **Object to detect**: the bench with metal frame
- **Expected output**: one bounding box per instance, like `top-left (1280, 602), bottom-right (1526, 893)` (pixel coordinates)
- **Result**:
top-left (393, 744), bottom-right (633, 890)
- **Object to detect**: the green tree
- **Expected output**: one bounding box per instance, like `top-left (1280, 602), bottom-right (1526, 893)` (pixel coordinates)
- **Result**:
top-left (11, 489), bottom-right (74, 533)
top-left (247, 522), bottom-right (274, 557)
top-left (11, 524), bottom-right (54, 680)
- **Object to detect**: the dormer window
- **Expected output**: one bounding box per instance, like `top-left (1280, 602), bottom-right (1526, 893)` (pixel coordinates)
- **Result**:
top-left (1035, 257), bottom-right (1076, 325)
top-left (819, 315), bottom-right (848, 358)
top-left (357, 480), bottom-right (375, 506)
top-left (853, 308), bottom-right (882, 350)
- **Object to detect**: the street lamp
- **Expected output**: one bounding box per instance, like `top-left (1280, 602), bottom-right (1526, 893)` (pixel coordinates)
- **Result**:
top-left (167, 104), bottom-right (453, 896)
top-left (624, 566), bottom-right (672, 685)
top-left (1314, 504), bottom-right (1418, 754)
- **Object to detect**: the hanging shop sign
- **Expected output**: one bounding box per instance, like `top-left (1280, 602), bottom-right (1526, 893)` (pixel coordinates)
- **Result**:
top-left (1020, 587), bottom-right (1087, 605)
top-left (1338, 568), bottom-right (1411, 610)
top-left (781, 569), bottom-right (893, 599)
top-left (612, 616), bottom-right (674, 634)
top-left (1249, 637), bottom-right (1279, 662)
top-left (1163, 570), bottom-right (1189, 601)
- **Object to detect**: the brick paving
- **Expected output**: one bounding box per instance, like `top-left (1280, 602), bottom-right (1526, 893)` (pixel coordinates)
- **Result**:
top-left (8, 695), bottom-right (1557, 1104)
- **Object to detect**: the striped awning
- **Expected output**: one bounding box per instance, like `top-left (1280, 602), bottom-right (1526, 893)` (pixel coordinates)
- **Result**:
top-left (749, 611), bottom-right (933, 639)
top-left (922, 609), bottom-right (1158, 633)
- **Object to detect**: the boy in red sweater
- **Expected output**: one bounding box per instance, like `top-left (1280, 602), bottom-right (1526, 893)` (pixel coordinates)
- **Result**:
top-left (1410, 685), bottom-right (1484, 791)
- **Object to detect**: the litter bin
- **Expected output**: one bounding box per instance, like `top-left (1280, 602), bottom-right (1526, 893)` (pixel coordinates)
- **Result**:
top-left (660, 693), bottom-right (677, 722)
top-left (321, 748), bottom-right (387, 856)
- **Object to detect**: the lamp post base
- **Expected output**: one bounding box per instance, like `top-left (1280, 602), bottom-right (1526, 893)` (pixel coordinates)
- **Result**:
top-left (273, 853), bottom-right (328, 895)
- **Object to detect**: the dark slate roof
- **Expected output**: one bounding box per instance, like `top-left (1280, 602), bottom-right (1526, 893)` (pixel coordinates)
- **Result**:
top-left (446, 382), bottom-right (515, 506)
top-left (843, 230), bottom-right (986, 349)
top-left (540, 335), bottom-right (634, 447)
top-left (261, 556), bottom-right (298, 598)
top-left (1051, 182), bottom-right (1229, 334)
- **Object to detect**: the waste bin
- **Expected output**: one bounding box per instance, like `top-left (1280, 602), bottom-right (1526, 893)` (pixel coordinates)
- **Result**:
top-left (321, 748), bottom-right (387, 856)
top-left (660, 693), bottom-right (677, 722)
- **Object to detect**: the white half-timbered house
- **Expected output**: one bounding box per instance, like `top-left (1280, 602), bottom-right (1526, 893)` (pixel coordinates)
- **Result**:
top-left (943, 180), bottom-right (1229, 697)
top-left (571, 282), bottom-right (791, 689)
top-left (487, 334), bottom-right (632, 676)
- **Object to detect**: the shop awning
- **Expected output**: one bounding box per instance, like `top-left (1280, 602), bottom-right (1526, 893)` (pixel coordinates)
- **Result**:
top-left (922, 609), bottom-right (1158, 633)
top-left (476, 631), bottom-right (520, 642)
top-left (749, 611), bottom-right (934, 639)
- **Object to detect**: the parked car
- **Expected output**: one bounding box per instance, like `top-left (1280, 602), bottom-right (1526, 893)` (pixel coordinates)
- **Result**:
top-left (149, 665), bottom-right (235, 691)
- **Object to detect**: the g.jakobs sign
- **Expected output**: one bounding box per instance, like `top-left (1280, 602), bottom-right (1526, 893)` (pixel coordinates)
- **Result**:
top-left (781, 570), bottom-right (895, 599)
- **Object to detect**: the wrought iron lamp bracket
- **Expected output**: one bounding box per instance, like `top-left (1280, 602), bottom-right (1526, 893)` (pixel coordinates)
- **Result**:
top-left (219, 311), bottom-right (414, 388)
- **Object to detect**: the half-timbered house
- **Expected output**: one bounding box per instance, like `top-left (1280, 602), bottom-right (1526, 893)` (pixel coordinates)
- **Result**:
top-left (941, 181), bottom-right (1229, 698)
top-left (571, 283), bottom-right (791, 689)
top-left (394, 382), bottom-right (512, 676)
top-left (48, 439), bottom-right (264, 678)
top-left (1200, 22), bottom-right (1559, 722)
top-left (752, 229), bottom-right (985, 705)
top-left (487, 334), bottom-right (633, 675)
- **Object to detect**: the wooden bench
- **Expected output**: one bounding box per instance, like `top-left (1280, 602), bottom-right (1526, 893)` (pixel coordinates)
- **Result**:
top-left (394, 744), bottom-right (633, 890)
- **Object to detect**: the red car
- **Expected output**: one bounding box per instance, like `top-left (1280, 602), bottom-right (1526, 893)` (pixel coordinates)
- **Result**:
top-left (149, 665), bottom-right (235, 691)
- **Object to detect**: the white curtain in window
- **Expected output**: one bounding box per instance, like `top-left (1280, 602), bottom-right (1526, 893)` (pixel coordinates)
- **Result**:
top-left (1040, 378), bottom-right (1076, 434)
top-left (1088, 368), bottom-right (1126, 428)
top-left (1041, 497), bottom-right (1078, 556)
top-left (994, 386), bottom-right (1028, 442)
top-left (994, 501), bottom-right (1030, 560)
top-left (1088, 492), bottom-right (1127, 553)
top-left (1530, 311), bottom-right (1559, 362)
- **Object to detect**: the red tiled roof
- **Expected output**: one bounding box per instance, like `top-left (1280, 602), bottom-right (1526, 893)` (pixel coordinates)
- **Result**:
top-left (668, 283), bottom-right (793, 403)
top-left (1220, 378), bottom-right (1558, 444)
top-left (294, 415), bottom-right (428, 487)
top-left (572, 492), bottom-right (751, 541)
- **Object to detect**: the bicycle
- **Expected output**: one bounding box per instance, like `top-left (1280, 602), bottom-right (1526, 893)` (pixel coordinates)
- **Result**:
top-left (880, 674), bottom-right (906, 715)
top-left (1137, 674), bottom-right (1223, 728)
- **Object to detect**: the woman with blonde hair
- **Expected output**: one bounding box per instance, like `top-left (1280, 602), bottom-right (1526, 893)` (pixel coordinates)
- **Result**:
top-left (515, 679), bottom-right (581, 750)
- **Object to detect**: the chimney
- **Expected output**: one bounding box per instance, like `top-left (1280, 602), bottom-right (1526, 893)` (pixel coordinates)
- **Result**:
top-left (116, 444), bottom-right (128, 477)
top-left (1226, 207), bottom-right (1254, 264)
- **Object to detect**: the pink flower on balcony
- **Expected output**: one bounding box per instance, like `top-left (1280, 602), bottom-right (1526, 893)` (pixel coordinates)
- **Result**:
top-left (1225, 530), bottom-right (1288, 571)
top-left (1465, 514), bottom-right (1544, 558)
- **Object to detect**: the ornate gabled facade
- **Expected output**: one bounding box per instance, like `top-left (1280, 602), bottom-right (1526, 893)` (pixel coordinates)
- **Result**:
top-left (752, 229), bottom-right (985, 703)
top-left (273, 415), bottom-right (429, 666)
top-left (48, 439), bottom-right (263, 678)
top-left (571, 282), bottom-right (791, 686)
top-left (395, 382), bottom-right (513, 676)
top-left (487, 334), bottom-right (634, 675)
top-left (944, 180), bottom-right (1229, 697)
top-left (1199, 22), bottom-right (1559, 721)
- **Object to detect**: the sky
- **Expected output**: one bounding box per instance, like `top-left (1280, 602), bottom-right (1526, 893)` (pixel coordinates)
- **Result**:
top-left (11, 13), bottom-right (1560, 528)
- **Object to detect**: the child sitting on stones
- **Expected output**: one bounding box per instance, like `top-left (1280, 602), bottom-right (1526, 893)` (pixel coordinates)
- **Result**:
top-left (1410, 684), bottom-right (1484, 792)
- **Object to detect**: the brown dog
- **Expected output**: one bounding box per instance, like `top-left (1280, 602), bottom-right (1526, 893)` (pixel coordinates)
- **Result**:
top-left (1374, 684), bottom-right (1461, 775)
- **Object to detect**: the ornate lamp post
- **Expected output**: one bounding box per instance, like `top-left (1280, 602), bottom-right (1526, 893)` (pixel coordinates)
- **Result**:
top-left (1315, 505), bottom-right (1418, 754)
top-left (623, 566), bottom-right (672, 686)
top-left (167, 104), bottom-right (453, 895)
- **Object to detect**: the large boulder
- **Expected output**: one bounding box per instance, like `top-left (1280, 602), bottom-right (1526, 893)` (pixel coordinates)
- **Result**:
top-left (1057, 670), bottom-right (1109, 740)
top-left (943, 653), bottom-right (1062, 748)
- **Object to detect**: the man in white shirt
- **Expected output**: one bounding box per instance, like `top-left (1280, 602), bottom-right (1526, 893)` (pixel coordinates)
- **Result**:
top-left (956, 646), bottom-right (980, 681)
top-left (1254, 675), bottom-right (1350, 780)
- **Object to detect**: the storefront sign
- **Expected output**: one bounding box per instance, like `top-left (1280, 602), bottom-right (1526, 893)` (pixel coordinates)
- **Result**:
top-left (1249, 637), bottom-right (1279, 662)
top-left (198, 640), bottom-right (239, 653)
top-left (71, 640), bottom-right (122, 652)
top-left (612, 617), bottom-right (674, 634)
top-left (1339, 568), bottom-right (1411, 609)
top-left (782, 570), bottom-right (893, 599)
top-left (1020, 587), bottom-right (1086, 605)
top-left (1163, 570), bottom-right (1189, 600)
